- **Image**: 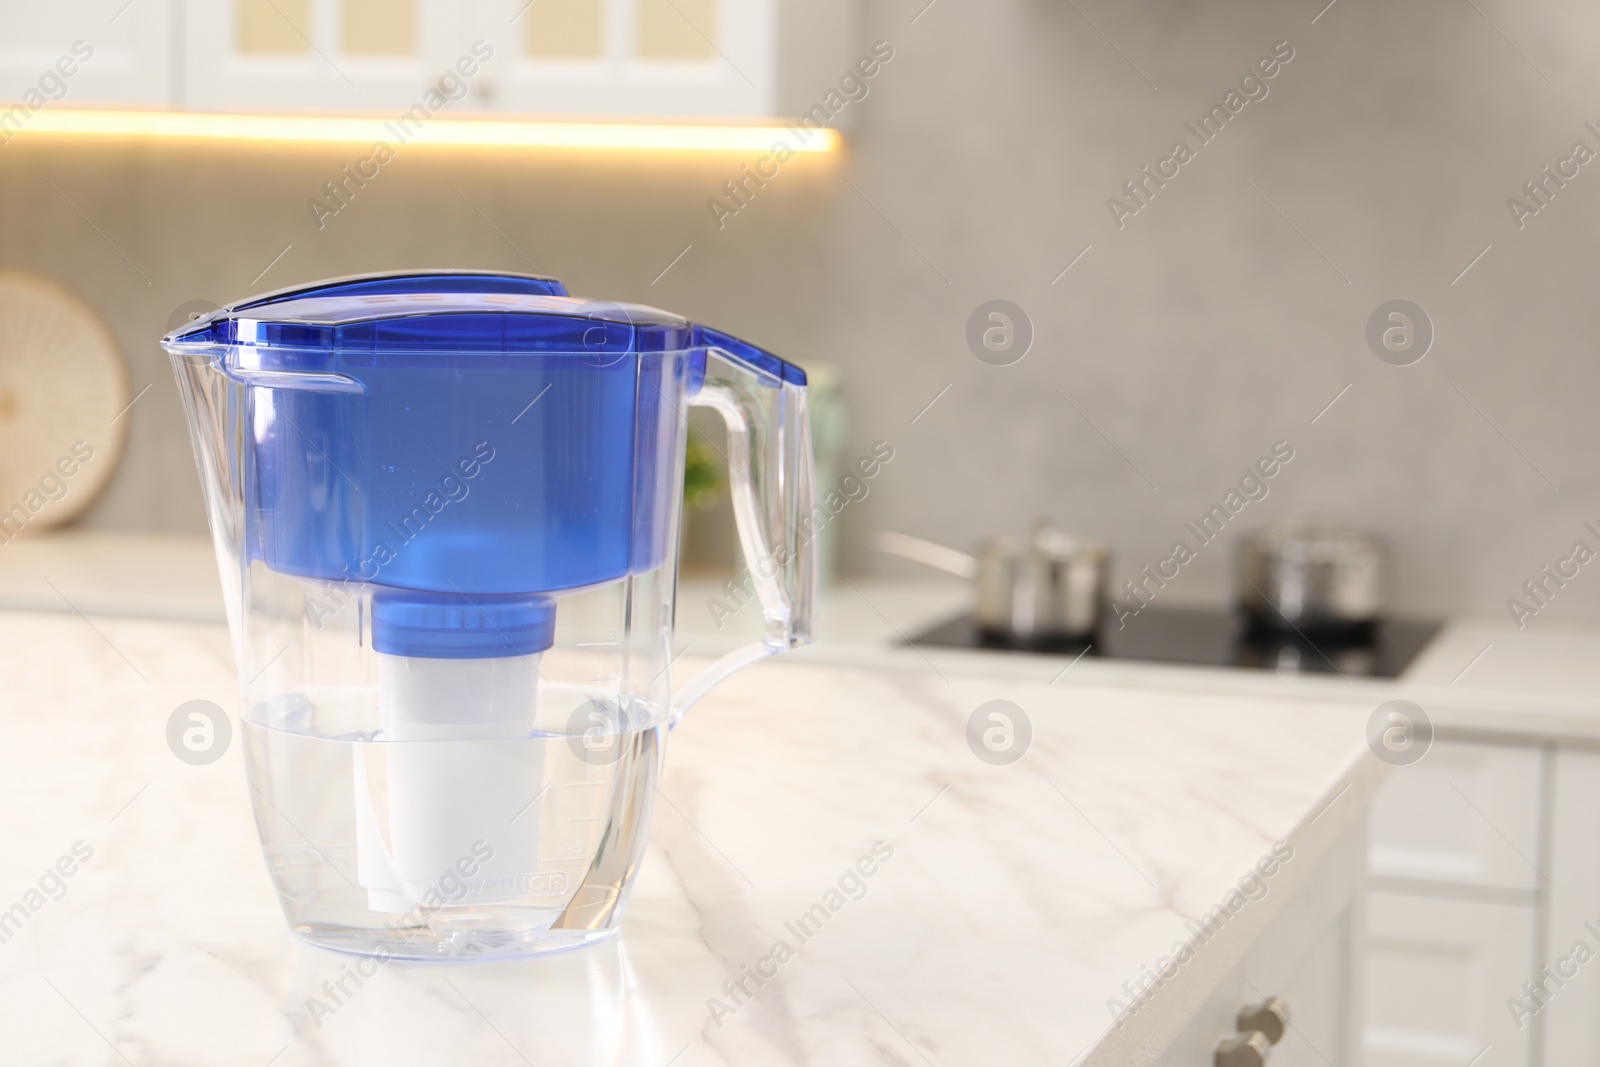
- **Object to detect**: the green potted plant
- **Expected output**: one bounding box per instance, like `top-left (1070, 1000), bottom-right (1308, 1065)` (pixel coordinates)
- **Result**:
top-left (680, 427), bottom-right (722, 549)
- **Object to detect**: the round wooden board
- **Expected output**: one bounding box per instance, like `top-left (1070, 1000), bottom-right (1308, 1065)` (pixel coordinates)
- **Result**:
top-left (0, 271), bottom-right (129, 535)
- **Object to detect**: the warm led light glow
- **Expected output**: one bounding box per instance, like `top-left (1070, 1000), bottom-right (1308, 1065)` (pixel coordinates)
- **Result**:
top-left (6, 108), bottom-right (841, 153)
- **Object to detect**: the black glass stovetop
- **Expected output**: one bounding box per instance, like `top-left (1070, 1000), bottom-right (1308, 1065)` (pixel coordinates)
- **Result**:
top-left (907, 607), bottom-right (1442, 679)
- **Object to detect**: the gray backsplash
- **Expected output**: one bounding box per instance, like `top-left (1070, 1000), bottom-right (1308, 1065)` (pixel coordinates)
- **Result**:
top-left (4, 0), bottom-right (1600, 624)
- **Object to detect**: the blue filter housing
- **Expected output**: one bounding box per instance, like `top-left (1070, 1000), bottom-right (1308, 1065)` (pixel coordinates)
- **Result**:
top-left (167, 271), bottom-right (805, 659)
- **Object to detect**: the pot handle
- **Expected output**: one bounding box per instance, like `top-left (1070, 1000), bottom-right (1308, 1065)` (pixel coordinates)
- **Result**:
top-left (672, 330), bottom-right (816, 726)
top-left (872, 530), bottom-right (978, 578)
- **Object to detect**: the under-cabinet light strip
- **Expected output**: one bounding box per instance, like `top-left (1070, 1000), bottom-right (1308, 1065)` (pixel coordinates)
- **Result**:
top-left (2, 108), bottom-right (841, 153)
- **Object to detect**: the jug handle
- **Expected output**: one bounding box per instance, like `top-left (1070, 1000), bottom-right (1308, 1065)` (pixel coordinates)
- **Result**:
top-left (672, 331), bottom-right (816, 727)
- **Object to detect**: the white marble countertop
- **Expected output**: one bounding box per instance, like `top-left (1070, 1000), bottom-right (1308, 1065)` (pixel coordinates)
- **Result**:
top-left (0, 607), bottom-right (1383, 1067)
top-left (7, 531), bottom-right (1600, 1063)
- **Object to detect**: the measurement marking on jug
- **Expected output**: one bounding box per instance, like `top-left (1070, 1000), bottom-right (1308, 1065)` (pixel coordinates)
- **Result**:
top-left (575, 640), bottom-right (619, 648)
top-left (248, 783), bottom-right (359, 889)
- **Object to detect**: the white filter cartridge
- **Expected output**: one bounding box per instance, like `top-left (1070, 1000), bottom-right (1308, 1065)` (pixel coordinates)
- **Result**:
top-left (356, 653), bottom-right (543, 913)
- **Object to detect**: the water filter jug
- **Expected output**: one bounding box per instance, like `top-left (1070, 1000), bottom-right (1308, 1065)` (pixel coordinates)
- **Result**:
top-left (164, 271), bottom-right (814, 959)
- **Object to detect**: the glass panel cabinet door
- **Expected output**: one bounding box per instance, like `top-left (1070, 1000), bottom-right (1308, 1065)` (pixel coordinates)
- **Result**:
top-left (522, 0), bottom-right (605, 60)
top-left (634, 0), bottom-right (717, 60)
top-left (184, 0), bottom-right (491, 111)
top-left (484, 0), bottom-right (776, 118)
top-left (0, 1), bottom-right (173, 110)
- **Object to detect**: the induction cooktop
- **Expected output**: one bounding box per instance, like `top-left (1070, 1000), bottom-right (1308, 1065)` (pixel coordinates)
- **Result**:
top-left (906, 607), bottom-right (1442, 679)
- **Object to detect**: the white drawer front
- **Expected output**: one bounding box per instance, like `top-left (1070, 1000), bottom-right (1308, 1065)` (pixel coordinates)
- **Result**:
top-left (1542, 748), bottom-right (1600, 1066)
top-left (1363, 891), bottom-right (1534, 1067)
top-left (1369, 741), bottom-right (1543, 892)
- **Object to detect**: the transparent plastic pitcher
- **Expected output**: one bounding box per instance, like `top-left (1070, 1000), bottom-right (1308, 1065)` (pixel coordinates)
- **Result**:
top-left (163, 271), bottom-right (813, 960)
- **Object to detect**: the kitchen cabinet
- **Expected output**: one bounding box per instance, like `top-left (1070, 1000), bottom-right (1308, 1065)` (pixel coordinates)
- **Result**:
top-left (1154, 821), bottom-right (1366, 1067)
top-left (0, 2), bottom-right (174, 106)
top-left (1541, 748), bottom-right (1600, 1066)
top-left (5, 0), bottom-right (859, 120)
top-left (1368, 742), bottom-right (1543, 893)
top-left (1363, 737), bottom-right (1567, 1067)
top-left (1363, 892), bottom-right (1534, 1067)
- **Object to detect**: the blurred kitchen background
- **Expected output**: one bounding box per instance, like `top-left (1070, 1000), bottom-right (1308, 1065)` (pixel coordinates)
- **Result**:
top-left (4, 0), bottom-right (1600, 620)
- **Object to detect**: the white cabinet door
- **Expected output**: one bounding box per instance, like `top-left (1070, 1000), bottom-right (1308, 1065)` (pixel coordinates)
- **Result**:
top-left (478, 0), bottom-right (777, 117)
top-left (1542, 749), bottom-right (1600, 1066)
top-left (1154, 906), bottom-right (1359, 1067)
top-left (183, 0), bottom-right (489, 112)
top-left (1363, 892), bottom-right (1534, 1067)
top-left (1154, 821), bottom-right (1366, 1067)
top-left (0, 2), bottom-right (172, 108)
top-left (1369, 741), bottom-right (1544, 893)
top-left (1244, 824), bottom-right (1364, 1067)
top-left (1241, 904), bottom-right (1358, 1067)
top-left (1281, 909), bottom-right (1357, 1067)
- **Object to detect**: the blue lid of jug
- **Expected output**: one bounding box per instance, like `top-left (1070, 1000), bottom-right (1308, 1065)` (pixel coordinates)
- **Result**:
top-left (164, 270), bottom-right (707, 365)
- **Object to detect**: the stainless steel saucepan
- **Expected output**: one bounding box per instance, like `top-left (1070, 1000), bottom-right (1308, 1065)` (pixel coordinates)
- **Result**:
top-left (1237, 522), bottom-right (1383, 633)
top-left (876, 525), bottom-right (1109, 645)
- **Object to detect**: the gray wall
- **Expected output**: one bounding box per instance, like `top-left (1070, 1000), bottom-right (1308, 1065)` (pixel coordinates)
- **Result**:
top-left (5, 0), bottom-right (1600, 623)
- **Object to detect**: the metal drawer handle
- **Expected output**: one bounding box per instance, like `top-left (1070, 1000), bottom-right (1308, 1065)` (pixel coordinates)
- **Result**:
top-left (1215, 1030), bottom-right (1272, 1067)
top-left (1237, 995), bottom-right (1290, 1046)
